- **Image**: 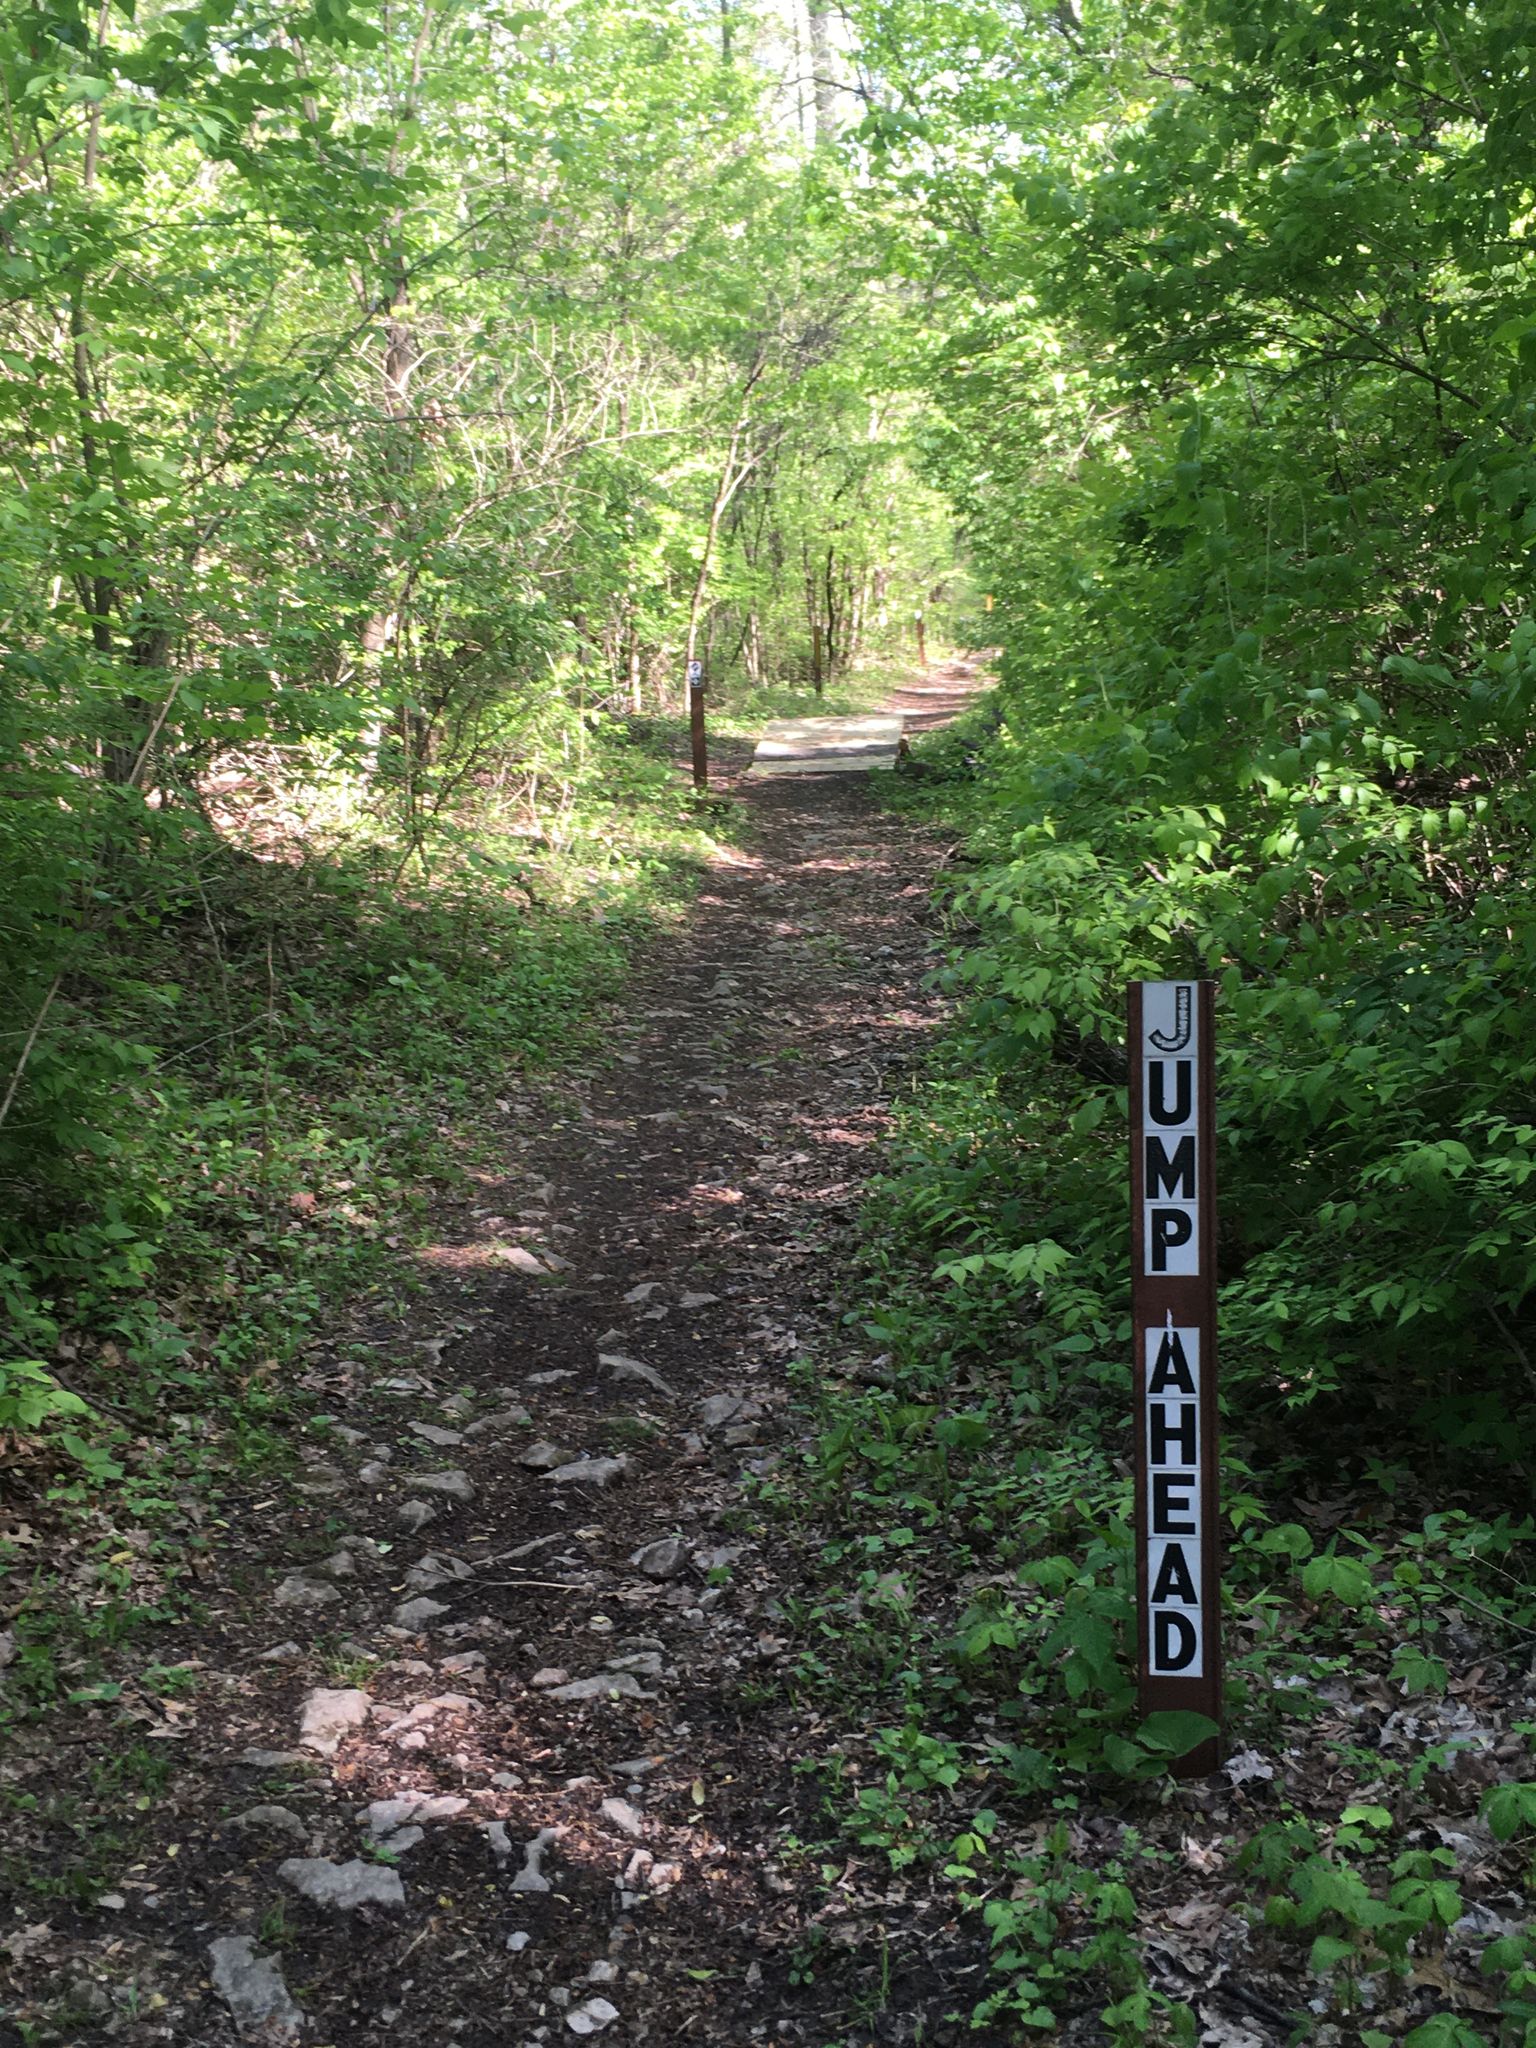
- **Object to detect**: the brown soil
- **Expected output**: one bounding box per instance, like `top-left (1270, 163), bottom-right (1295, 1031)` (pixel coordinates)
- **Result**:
top-left (0, 660), bottom-right (992, 2048)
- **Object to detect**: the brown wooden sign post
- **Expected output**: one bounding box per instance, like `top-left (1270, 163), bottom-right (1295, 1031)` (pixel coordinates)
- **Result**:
top-left (688, 656), bottom-right (707, 792)
top-left (1129, 980), bottom-right (1222, 1775)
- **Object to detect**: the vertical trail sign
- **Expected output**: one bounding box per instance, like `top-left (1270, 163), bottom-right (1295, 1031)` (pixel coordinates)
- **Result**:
top-left (1129, 980), bottom-right (1222, 1774)
top-left (687, 657), bottom-right (707, 792)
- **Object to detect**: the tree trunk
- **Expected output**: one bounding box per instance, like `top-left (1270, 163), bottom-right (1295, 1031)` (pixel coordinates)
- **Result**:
top-left (808, 9), bottom-right (837, 147)
top-left (682, 351), bottom-right (766, 788)
top-left (68, 28), bottom-right (164, 790)
top-left (355, 5), bottom-right (435, 754)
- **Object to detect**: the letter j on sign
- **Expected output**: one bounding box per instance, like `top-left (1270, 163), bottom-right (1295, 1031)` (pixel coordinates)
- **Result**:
top-left (1129, 981), bottom-right (1222, 1774)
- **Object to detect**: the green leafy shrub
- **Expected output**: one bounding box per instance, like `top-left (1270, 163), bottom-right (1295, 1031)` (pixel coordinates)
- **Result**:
top-left (0, 1361), bottom-right (89, 1435)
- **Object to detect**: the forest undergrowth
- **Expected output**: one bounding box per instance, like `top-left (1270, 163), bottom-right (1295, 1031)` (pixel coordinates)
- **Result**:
top-left (0, 726), bottom-right (681, 1681)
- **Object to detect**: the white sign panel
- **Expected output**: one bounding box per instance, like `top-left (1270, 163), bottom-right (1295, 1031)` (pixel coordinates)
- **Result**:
top-left (1145, 1318), bottom-right (1203, 1677)
top-left (1141, 981), bottom-right (1200, 1278)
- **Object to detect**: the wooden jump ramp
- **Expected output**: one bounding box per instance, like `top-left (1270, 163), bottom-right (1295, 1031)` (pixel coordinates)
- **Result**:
top-left (748, 713), bottom-right (904, 776)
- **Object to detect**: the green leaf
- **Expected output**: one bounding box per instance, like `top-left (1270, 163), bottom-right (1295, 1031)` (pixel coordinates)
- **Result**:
top-left (1258, 1522), bottom-right (1314, 1559)
top-left (1339, 1805), bottom-right (1392, 1831)
top-left (1302, 1553), bottom-right (1375, 1605)
top-left (1481, 1782), bottom-right (1536, 1842)
top-left (1102, 1732), bottom-right (1147, 1777)
top-left (1479, 1935), bottom-right (1528, 1974)
top-left (1138, 1710), bottom-right (1219, 1756)
top-left (1309, 1933), bottom-right (1356, 1973)
top-left (1403, 2016), bottom-right (1491, 2047)
top-left (1390, 1646), bottom-right (1449, 1695)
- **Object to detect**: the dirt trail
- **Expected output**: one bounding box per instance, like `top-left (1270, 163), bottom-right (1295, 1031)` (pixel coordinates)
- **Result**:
top-left (2, 660), bottom-right (988, 2048)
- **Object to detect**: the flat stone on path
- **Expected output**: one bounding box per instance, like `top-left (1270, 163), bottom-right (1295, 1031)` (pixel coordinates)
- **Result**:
top-left (599, 1352), bottom-right (676, 1398)
top-left (392, 1595), bottom-right (451, 1629)
top-left (208, 1935), bottom-right (303, 2043)
top-left (441, 1649), bottom-right (486, 1675)
top-left (548, 1669), bottom-right (650, 1702)
top-left (698, 1392), bottom-right (760, 1433)
top-left (519, 1441), bottom-right (571, 1471)
top-left (630, 1536), bottom-right (688, 1580)
top-left (510, 1826), bottom-right (561, 1893)
top-left (278, 1857), bottom-right (406, 1912)
top-left (409, 1420), bottom-right (464, 1447)
top-left (298, 1687), bottom-right (371, 1756)
top-left (566, 1996), bottom-right (620, 2034)
top-left (464, 1405), bottom-right (532, 1436)
top-left (544, 1456), bottom-right (628, 1488)
top-left (499, 1244), bottom-right (551, 1275)
top-left (229, 1804), bottom-right (308, 1843)
top-left (599, 1796), bottom-right (645, 1838)
top-left (749, 713), bottom-right (904, 776)
top-left (411, 1468), bottom-right (475, 1501)
top-left (274, 1574), bottom-right (338, 1612)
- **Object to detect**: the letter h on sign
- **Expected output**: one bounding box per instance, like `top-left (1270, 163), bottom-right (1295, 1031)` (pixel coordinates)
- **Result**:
top-left (1129, 981), bottom-right (1221, 1774)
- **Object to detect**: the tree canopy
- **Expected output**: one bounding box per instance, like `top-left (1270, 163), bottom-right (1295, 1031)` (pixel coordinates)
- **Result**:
top-left (0, 0), bottom-right (952, 1367)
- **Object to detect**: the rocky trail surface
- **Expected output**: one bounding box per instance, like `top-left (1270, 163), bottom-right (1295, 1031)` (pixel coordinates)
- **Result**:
top-left (2, 663), bottom-right (987, 2047)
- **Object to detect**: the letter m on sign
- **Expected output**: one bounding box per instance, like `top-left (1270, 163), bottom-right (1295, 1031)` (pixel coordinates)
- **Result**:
top-left (1146, 1134), bottom-right (1195, 1198)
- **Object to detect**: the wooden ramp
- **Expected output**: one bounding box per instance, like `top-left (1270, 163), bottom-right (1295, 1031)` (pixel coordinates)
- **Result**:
top-left (749, 713), bottom-right (904, 776)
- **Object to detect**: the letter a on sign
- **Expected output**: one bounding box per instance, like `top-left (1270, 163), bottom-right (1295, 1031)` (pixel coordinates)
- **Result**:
top-left (1129, 982), bottom-right (1221, 1773)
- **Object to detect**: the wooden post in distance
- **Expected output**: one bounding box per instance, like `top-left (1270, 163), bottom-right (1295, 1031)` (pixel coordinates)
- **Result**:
top-left (688, 657), bottom-right (707, 792)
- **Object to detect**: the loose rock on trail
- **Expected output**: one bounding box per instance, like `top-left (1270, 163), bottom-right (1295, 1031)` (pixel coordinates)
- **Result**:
top-left (2, 664), bottom-right (989, 2046)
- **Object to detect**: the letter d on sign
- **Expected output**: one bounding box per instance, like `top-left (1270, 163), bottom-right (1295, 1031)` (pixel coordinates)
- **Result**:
top-left (1129, 981), bottom-right (1222, 1775)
